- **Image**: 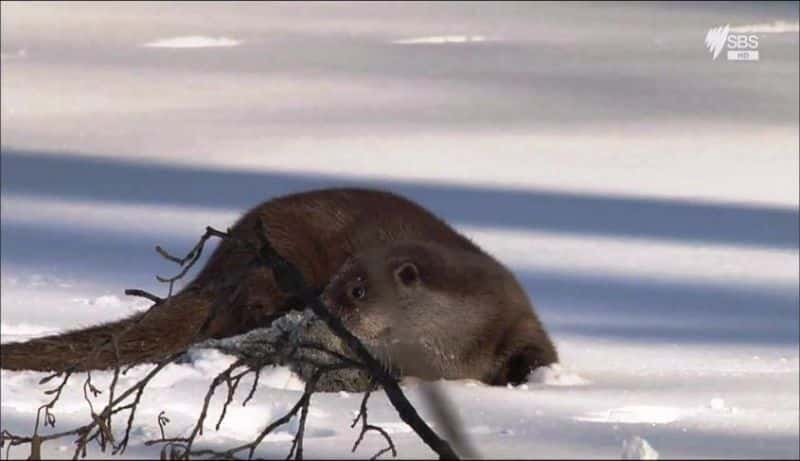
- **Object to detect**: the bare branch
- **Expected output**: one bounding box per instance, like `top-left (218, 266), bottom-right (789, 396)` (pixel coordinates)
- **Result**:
top-left (242, 369), bottom-right (260, 407)
top-left (124, 289), bottom-right (164, 304)
top-left (155, 226), bottom-right (229, 289)
top-left (1, 355), bottom-right (178, 459)
top-left (351, 390), bottom-right (397, 460)
top-left (34, 371), bottom-right (72, 434)
top-left (157, 411), bottom-right (170, 441)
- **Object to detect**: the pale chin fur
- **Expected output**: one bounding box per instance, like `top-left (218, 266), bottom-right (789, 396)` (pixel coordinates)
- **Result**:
top-left (287, 311), bottom-right (457, 392)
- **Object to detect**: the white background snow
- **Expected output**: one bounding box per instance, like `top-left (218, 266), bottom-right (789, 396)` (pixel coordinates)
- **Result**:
top-left (1, 2), bottom-right (798, 459)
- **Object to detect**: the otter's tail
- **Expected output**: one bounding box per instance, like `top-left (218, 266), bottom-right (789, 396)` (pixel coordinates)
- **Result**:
top-left (0, 290), bottom-right (214, 372)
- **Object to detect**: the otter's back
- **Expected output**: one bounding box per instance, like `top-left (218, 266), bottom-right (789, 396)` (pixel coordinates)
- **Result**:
top-left (192, 188), bottom-right (483, 291)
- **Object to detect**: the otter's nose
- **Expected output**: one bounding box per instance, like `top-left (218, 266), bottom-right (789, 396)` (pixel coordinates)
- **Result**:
top-left (319, 291), bottom-right (334, 309)
top-left (319, 292), bottom-right (348, 318)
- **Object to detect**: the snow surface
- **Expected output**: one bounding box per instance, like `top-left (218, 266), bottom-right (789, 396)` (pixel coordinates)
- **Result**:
top-left (621, 436), bottom-right (659, 460)
top-left (1, 2), bottom-right (798, 459)
top-left (142, 36), bottom-right (243, 49)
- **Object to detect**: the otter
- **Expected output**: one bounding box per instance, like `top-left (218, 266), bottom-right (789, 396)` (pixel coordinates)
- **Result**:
top-left (0, 188), bottom-right (557, 387)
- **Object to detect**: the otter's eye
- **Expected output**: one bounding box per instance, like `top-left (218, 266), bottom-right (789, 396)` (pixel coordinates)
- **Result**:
top-left (350, 285), bottom-right (366, 300)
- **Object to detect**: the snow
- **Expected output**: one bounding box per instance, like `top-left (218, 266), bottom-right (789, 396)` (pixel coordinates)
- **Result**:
top-left (575, 406), bottom-right (685, 425)
top-left (391, 35), bottom-right (493, 45)
top-left (730, 21), bottom-right (800, 34)
top-left (142, 36), bottom-right (242, 49)
top-left (1, 2), bottom-right (798, 459)
top-left (621, 436), bottom-right (659, 460)
top-left (528, 363), bottom-right (590, 387)
top-left (708, 398), bottom-right (727, 412)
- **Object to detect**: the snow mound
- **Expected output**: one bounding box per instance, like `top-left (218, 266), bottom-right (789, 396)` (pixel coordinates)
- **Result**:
top-left (622, 436), bottom-right (659, 460)
top-left (528, 363), bottom-right (589, 386)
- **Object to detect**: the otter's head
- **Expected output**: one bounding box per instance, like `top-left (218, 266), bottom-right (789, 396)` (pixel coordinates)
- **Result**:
top-left (293, 241), bottom-right (558, 390)
top-left (317, 240), bottom-right (557, 383)
top-left (321, 242), bottom-right (443, 343)
top-left (286, 242), bottom-right (450, 389)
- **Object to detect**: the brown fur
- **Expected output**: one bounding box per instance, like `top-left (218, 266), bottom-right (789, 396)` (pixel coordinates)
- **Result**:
top-left (320, 241), bottom-right (557, 385)
top-left (0, 188), bottom-right (556, 384)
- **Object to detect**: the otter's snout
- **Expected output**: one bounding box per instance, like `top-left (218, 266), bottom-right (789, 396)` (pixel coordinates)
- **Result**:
top-left (289, 313), bottom-right (375, 392)
top-left (319, 292), bottom-right (336, 312)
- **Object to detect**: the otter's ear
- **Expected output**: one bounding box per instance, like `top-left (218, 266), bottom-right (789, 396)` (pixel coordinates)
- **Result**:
top-left (394, 262), bottom-right (420, 287)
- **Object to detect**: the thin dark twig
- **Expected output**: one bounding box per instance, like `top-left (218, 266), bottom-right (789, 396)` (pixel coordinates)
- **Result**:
top-left (215, 367), bottom-right (256, 431)
top-left (286, 383), bottom-right (313, 461)
top-left (1, 356), bottom-right (178, 459)
top-left (351, 390), bottom-right (397, 460)
top-left (103, 333), bottom-right (123, 450)
top-left (33, 371), bottom-right (72, 435)
top-left (145, 365), bottom-right (344, 460)
top-left (123, 289), bottom-right (164, 304)
top-left (242, 369), bottom-right (261, 407)
top-left (111, 371), bottom-right (150, 455)
top-left (157, 411), bottom-right (170, 441)
top-left (142, 359), bottom-right (245, 458)
top-left (155, 226), bottom-right (229, 287)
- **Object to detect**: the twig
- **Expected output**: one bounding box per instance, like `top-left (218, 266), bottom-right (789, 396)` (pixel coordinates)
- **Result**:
top-left (157, 411), bottom-right (170, 441)
top-left (1, 355), bottom-right (178, 459)
top-left (286, 378), bottom-right (315, 461)
top-left (242, 369), bottom-right (260, 407)
top-left (33, 371), bottom-right (72, 434)
top-left (351, 390), bottom-right (397, 460)
top-left (215, 367), bottom-right (256, 431)
top-left (155, 227), bottom-right (229, 295)
top-left (123, 289), bottom-right (164, 304)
